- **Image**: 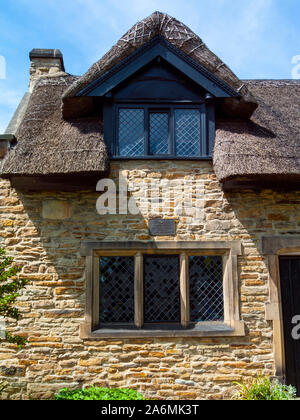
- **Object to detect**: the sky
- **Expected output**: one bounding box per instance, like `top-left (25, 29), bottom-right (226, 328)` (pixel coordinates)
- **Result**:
top-left (0, 0), bottom-right (299, 133)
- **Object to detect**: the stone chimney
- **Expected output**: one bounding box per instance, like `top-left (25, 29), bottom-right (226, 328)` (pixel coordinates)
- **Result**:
top-left (29, 49), bottom-right (65, 91)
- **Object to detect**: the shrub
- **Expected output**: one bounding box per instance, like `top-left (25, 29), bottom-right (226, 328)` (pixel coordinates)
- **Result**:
top-left (232, 375), bottom-right (297, 400)
top-left (0, 248), bottom-right (28, 347)
top-left (55, 387), bottom-right (145, 401)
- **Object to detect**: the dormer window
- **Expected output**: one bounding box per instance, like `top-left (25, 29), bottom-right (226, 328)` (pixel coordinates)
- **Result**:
top-left (74, 36), bottom-right (241, 160)
top-left (116, 104), bottom-right (207, 158)
top-left (102, 56), bottom-right (218, 160)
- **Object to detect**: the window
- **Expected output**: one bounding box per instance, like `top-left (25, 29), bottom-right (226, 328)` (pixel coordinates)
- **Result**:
top-left (97, 253), bottom-right (224, 329)
top-left (189, 256), bottom-right (224, 322)
top-left (104, 103), bottom-right (215, 159)
top-left (81, 241), bottom-right (244, 338)
top-left (99, 256), bottom-right (135, 324)
top-left (144, 255), bottom-right (181, 323)
top-left (117, 105), bottom-right (205, 158)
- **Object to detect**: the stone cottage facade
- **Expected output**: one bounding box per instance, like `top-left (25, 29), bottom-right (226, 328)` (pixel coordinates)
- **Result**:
top-left (0, 12), bottom-right (300, 400)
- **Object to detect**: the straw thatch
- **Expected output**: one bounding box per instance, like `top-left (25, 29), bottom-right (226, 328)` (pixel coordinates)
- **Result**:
top-left (213, 80), bottom-right (300, 185)
top-left (1, 74), bottom-right (109, 177)
top-left (63, 11), bottom-right (257, 110)
top-left (1, 12), bottom-right (299, 188)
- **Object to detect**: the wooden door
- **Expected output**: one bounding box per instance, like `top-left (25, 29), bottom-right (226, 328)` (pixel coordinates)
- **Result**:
top-left (279, 257), bottom-right (300, 395)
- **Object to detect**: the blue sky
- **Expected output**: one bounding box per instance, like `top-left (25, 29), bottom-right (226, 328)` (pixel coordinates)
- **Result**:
top-left (0, 0), bottom-right (299, 133)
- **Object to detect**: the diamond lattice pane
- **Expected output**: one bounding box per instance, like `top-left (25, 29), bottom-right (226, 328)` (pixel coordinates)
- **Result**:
top-left (175, 109), bottom-right (201, 157)
top-left (99, 256), bottom-right (135, 324)
top-left (144, 255), bottom-right (180, 323)
top-left (189, 256), bottom-right (224, 322)
top-left (149, 112), bottom-right (169, 155)
top-left (118, 108), bottom-right (145, 157)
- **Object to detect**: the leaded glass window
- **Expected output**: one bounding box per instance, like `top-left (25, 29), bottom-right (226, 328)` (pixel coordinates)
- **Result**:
top-left (118, 109), bottom-right (144, 157)
top-left (97, 253), bottom-right (224, 328)
top-left (189, 256), bottom-right (224, 322)
top-left (99, 256), bottom-right (135, 324)
top-left (114, 104), bottom-right (213, 158)
top-left (149, 112), bottom-right (170, 155)
top-left (144, 255), bottom-right (180, 323)
top-left (175, 109), bottom-right (201, 157)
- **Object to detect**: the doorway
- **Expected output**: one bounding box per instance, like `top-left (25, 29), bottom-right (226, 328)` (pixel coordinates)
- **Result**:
top-left (279, 257), bottom-right (300, 395)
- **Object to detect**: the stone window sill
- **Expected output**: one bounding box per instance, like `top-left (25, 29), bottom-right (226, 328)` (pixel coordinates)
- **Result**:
top-left (80, 320), bottom-right (245, 339)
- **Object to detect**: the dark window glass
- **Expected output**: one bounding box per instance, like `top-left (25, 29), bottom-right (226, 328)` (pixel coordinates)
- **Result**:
top-left (116, 106), bottom-right (211, 158)
top-left (144, 255), bottom-right (180, 323)
top-left (189, 256), bottom-right (224, 322)
top-left (99, 256), bottom-right (134, 324)
top-left (149, 112), bottom-right (169, 155)
top-left (118, 108), bottom-right (144, 157)
top-left (175, 109), bottom-right (201, 157)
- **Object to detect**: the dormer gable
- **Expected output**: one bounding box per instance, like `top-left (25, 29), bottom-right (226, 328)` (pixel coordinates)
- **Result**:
top-left (76, 36), bottom-right (239, 101)
top-left (62, 12), bottom-right (258, 120)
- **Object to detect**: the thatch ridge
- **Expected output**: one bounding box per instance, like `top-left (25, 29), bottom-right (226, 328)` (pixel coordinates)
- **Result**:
top-left (63, 11), bottom-right (256, 106)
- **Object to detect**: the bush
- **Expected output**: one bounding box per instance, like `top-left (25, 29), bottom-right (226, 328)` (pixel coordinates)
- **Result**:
top-left (55, 387), bottom-right (145, 401)
top-left (232, 375), bottom-right (297, 400)
top-left (0, 248), bottom-right (28, 347)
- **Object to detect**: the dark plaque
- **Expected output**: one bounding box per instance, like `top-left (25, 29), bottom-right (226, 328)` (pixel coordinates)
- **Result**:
top-left (148, 219), bottom-right (176, 237)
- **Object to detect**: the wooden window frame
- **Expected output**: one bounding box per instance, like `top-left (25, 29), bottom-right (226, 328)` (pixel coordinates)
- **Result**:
top-left (80, 241), bottom-right (245, 338)
top-left (103, 103), bottom-right (215, 160)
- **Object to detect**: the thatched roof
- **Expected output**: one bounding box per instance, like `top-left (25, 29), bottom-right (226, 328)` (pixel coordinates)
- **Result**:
top-left (214, 80), bottom-right (300, 187)
top-left (1, 12), bottom-right (299, 190)
top-left (63, 11), bottom-right (257, 113)
top-left (1, 74), bottom-right (109, 177)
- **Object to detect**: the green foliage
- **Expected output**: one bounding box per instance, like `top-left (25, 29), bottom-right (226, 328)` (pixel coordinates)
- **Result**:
top-left (0, 248), bottom-right (28, 346)
top-left (55, 387), bottom-right (145, 401)
top-left (232, 375), bottom-right (297, 400)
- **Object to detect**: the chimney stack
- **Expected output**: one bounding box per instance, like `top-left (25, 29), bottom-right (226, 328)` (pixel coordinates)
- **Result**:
top-left (29, 49), bottom-right (65, 91)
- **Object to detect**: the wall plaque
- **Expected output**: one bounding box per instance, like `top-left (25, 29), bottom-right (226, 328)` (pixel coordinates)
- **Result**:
top-left (148, 219), bottom-right (176, 237)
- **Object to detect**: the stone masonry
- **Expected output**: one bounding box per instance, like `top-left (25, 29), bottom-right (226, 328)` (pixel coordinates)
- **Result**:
top-left (1, 160), bottom-right (298, 399)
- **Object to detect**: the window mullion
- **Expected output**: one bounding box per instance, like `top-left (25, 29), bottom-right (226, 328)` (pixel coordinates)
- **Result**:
top-left (134, 253), bottom-right (144, 328)
top-left (93, 256), bottom-right (100, 330)
top-left (144, 107), bottom-right (149, 156)
top-left (169, 107), bottom-right (174, 156)
top-left (206, 103), bottom-right (215, 157)
top-left (180, 252), bottom-right (190, 328)
top-left (200, 104), bottom-right (207, 157)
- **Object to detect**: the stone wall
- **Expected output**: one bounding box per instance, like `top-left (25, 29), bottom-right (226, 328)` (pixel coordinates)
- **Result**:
top-left (1, 160), bottom-right (299, 400)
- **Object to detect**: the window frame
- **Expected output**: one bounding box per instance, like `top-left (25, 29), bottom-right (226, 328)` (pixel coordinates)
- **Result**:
top-left (80, 241), bottom-right (245, 338)
top-left (103, 102), bottom-right (215, 160)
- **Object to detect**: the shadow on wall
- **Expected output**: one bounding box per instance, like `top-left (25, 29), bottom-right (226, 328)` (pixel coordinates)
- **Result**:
top-left (3, 164), bottom-right (299, 396)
